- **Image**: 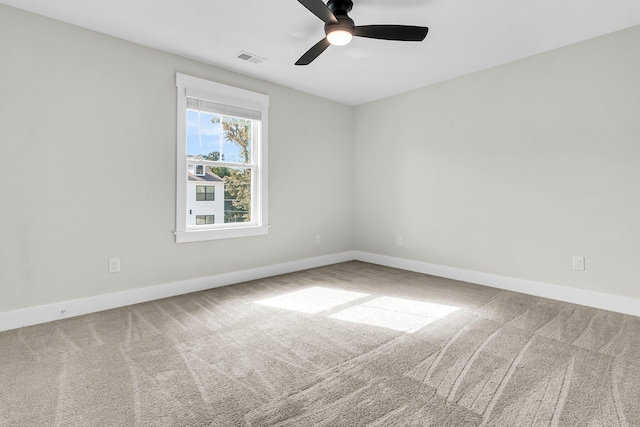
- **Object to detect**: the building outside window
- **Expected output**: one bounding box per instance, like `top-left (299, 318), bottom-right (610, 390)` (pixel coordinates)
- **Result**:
top-left (186, 155), bottom-right (224, 227)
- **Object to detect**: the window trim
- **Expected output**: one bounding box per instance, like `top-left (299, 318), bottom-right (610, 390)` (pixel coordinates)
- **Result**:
top-left (175, 73), bottom-right (269, 243)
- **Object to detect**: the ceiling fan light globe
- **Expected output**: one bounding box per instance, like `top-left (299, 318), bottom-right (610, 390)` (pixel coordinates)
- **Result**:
top-left (327, 29), bottom-right (353, 46)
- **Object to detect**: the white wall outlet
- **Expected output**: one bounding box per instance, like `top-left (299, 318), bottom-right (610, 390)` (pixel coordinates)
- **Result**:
top-left (397, 236), bottom-right (403, 246)
top-left (315, 235), bottom-right (321, 245)
top-left (572, 256), bottom-right (585, 271)
top-left (108, 258), bottom-right (120, 273)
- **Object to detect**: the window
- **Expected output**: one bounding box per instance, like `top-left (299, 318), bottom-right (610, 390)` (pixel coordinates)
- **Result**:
top-left (176, 73), bottom-right (269, 243)
top-left (196, 215), bottom-right (215, 225)
top-left (196, 185), bottom-right (215, 201)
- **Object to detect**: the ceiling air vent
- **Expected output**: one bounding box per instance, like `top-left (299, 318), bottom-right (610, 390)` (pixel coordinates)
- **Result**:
top-left (235, 52), bottom-right (266, 64)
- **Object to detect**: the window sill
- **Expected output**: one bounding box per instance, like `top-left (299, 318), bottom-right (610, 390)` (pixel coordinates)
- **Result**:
top-left (175, 225), bottom-right (269, 243)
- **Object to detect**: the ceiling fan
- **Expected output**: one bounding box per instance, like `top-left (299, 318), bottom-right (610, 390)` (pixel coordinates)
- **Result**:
top-left (295, 0), bottom-right (429, 65)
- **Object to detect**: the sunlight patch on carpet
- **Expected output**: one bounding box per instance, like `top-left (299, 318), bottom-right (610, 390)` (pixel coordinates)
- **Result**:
top-left (330, 297), bottom-right (460, 333)
top-left (256, 286), bottom-right (369, 314)
top-left (257, 287), bottom-right (460, 333)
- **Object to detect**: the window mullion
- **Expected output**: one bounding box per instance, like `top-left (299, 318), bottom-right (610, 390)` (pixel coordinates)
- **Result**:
top-left (187, 159), bottom-right (255, 169)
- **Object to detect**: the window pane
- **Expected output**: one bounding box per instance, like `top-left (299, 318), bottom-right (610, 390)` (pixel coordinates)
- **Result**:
top-left (187, 111), bottom-right (253, 164)
top-left (206, 186), bottom-right (215, 201)
top-left (195, 185), bottom-right (215, 202)
top-left (221, 117), bottom-right (252, 164)
top-left (187, 111), bottom-right (221, 158)
top-left (196, 185), bottom-right (205, 201)
top-left (223, 167), bottom-right (251, 223)
top-left (195, 215), bottom-right (214, 225)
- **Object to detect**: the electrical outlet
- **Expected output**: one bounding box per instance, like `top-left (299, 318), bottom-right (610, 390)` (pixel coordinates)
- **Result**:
top-left (315, 235), bottom-right (321, 245)
top-left (108, 258), bottom-right (120, 273)
top-left (572, 256), bottom-right (585, 271)
top-left (396, 236), bottom-right (403, 246)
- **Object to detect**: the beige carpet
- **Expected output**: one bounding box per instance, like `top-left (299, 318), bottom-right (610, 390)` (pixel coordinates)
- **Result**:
top-left (1, 261), bottom-right (639, 426)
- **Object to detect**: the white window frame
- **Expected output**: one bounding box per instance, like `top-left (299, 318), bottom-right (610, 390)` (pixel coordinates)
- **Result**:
top-left (175, 73), bottom-right (269, 243)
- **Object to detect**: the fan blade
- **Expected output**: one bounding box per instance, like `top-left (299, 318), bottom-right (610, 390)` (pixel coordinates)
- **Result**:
top-left (297, 0), bottom-right (338, 25)
top-left (295, 38), bottom-right (331, 65)
top-left (354, 25), bottom-right (428, 41)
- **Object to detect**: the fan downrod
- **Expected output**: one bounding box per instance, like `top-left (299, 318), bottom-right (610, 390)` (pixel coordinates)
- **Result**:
top-left (327, 0), bottom-right (353, 15)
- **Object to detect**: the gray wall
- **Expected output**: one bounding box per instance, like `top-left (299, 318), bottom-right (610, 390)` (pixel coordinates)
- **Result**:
top-left (0, 5), bottom-right (354, 312)
top-left (354, 25), bottom-right (640, 299)
top-left (2, 3), bottom-right (638, 314)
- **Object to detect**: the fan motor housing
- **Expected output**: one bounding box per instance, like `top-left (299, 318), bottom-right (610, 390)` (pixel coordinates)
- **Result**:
top-left (325, 15), bottom-right (355, 36)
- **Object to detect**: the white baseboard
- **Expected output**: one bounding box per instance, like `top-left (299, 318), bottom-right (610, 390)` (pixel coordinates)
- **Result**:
top-left (0, 251), bottom-right (355, 332)
top-left (353, 251), bottom-right (640, 317)
top-left (2, 250), bottom-right (638, 332)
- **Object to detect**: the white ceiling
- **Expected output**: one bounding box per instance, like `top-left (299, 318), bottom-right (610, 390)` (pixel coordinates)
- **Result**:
top-left (3, 0), bottom-right (639, 105)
